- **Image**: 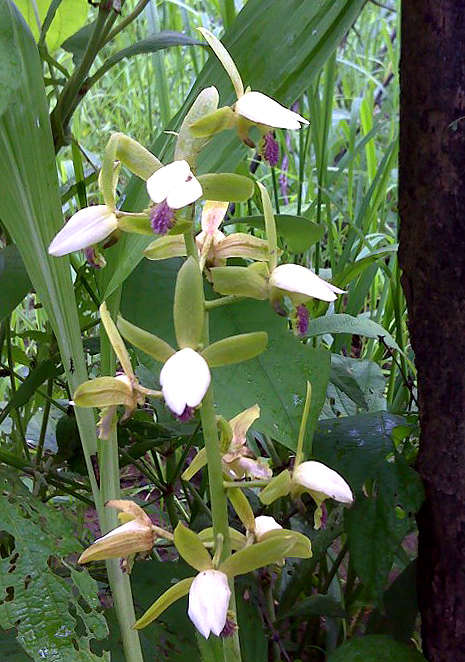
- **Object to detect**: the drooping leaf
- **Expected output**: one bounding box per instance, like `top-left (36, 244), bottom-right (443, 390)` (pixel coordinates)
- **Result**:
top-left (305, 313), bottom-right (400, 350)
top-left (0, 245), bottom-right (31, 321)
top-left (14, 0), bottom-right (88, 52)
top-left (327, 635), bottom-right (426, 662)
top-left (121, 259), bottom-right (330, 451)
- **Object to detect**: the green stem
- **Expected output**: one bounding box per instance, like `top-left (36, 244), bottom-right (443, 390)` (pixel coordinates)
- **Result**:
top-left (5, 320), bottom-right (30, 460)
top-left (35, 377), bottom-right (53, 468)
top-left (223, 479), bottom-right (269, 489)
top-left (99, 291), bottom-right (144, 662)
top-left (205, 295), bottom-right (243, 310)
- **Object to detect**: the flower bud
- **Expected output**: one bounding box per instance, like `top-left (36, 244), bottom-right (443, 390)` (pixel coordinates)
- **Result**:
top-left (188, 570), bottom-right (231, 638)
top-left (48, 205), bottom-right (118, 257)
top-left (160, 348), bottom-right (211, 416)
top-left (253, 515), bottom-right (282, 541)
top-left (235, 91), bottom-right (309, 130)
top-left (269, 263), bottom-right (345, 302)
top-left (292, 461), bottom-right (353, 504)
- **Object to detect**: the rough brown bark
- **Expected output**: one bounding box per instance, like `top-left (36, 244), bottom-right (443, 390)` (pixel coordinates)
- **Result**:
top-left (399, 2), bottom-right (465, 660)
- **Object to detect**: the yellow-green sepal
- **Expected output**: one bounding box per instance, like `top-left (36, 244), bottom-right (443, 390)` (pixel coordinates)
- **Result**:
top-left (73, 377), bottom-right (134, 408)
top-left (198, 173), bottom-right (254, 202)
top-left (257, 181), bottom-right (278, 270)
top-left (133, 577), bottom-right (194, 629)
top-left (259, 529), bottom-right (312, 559)
top-left (174, 86), bottom-right (220, 167)
top-left (198, 526), bottom-right (246, 551)
top-left (173, 523), bottom-right (212, 572)
top-left (181, 447), bottom-right (207, 481)
top-left (227, 488), bottom-right (255, 532)
top-left (259, 469), bottom-right (292, 505)
top-left (117, 315), bottom-right (175, 363)
top-left (202, 332), bottom-right (268, 367)
top-left (174, 256), bottom-right (205, 349)
top-left (220, 536), bottom-right (294, 578)
top-left (117, 214), bottom-right (152, 235)
top-left (143, 235), bottom-right (187, 261)
top-left (189, 106), bottom-right (237, 138)
top-left (211, 264), bottom-right (269, 299)
top-left (100, 302), bottom-right (134, 380)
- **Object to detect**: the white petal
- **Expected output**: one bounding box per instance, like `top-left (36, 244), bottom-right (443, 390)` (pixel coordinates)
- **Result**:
top-left (146, 160), bottom-right (191, 203)
top-left (188, 570), bottom-right (231, 638)
top-left (235, 91), bottom-right (309, 130)
top-left (254, 515), bottom-right (282, 540)
top-left (166, 175), bottom-right (203, 209)
top-left (160, 348), bottom-right (211, 415)
top-left (293, 461), bottom-right (353, 504)
top-left (48, 205), bottom-right (118, 256)
top-left (270, 264), bottom-right (343, 302)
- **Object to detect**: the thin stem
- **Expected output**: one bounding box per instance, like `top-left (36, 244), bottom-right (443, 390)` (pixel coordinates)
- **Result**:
top-left (5, 321), bottom-right (30, 460)
top-left (294, 381), bottom-right (312, 467)
top-left (205, 295), bottom-right (243, 310)
top-left (0, 363), bottom-right (68, 414)
top-left (223, 479), bottom-right (269, 489)
top-left (103, 0), bottom-right (150, 45)
top-left (35, 377), bottom-right (53, 468)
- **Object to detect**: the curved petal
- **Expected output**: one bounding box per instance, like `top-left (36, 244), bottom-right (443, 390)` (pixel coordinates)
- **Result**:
top-left (270, 263), bottom-right (344, 302)
top-left (235, 91), bottom-right (309, 130)
top-left (188, 570), bottom-right (231, 638)
top-left (201, 200), bottom-right (229, 234)
top-left (293, 461), bottom-right (353, 504)
top-left (146, 160), bottom-right (191, 203)
top-left (48, 205), bottom-right (118, 256)
top-left (166, 174), bottom-right (203, 209)
top-left (160, 348), bottom-right (211, 415)
top-left (254, 515), bottom-right (282, 540)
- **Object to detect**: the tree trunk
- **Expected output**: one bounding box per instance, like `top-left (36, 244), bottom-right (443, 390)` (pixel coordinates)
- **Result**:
top-left (399, 2), bottom-right (465, 660)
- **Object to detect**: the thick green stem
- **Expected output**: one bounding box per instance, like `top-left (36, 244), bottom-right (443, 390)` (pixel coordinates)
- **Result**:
top-left (99, 291), bottom-right (144, 662)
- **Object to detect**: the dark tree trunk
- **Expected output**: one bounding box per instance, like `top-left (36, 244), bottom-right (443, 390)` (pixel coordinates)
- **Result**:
top-left (399, 2), bottom-right (465, 660)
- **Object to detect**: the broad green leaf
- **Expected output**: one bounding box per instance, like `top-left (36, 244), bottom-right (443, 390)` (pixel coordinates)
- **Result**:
top-left (0, 470), bottom-right (109, 661)
top-left (15, 0), bottom-right (88, 52)
top-left (173, 523), bottom-right (212, 572)
top-left (0, 245), bottom-right (31, 321)
top-left (0, 0), bottom-right (99, 462)
top-left (121, 259), bottom-right (331, 450)
top-left (329, 354), bottom-right (369, 410)
top-left (202, 332), bottom-right (268, 367)
top-left (327, 635), bottom-right (426, 662)
top-left (326, 355), bottom-right (386, 417)
top-left (305, 313), bottom-right (400, 350)
top-left (225, 214), bottom-right (324, 253)
top-left (99, 0), bottom-right (366, 298)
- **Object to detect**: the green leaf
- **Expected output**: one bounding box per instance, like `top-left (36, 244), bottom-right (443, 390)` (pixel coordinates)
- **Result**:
top-left (202, 332), bottom-right (268, 367)
top-left (327, 356), bottom-right (386, 417)
top-left (173, 523), bottom-right (212, 572)
top-left (305, 313), bottom-right (400, 350)
top-left (134, 577), bottom-right (194, 630)
top-left (327, 635), bottom-right (426, 662)
top-left (0, 470), bottom-right (109, 661)
top-left (121, 259), bottom-right (330, 450)
top-left (0, 244), bottom-right (31, 322)
top-left (226, 214), bottom-right (324, 253)
top-left (99, 0), bottom-right (366, 298)
top-left (330, 354), bottom-right (369, 410)
top-left (61, 19), bottom-right (95, 64)
top-left (14, 0), bottom-right (88, 52)
top-left (197, 173), bottom-right (254, 202)
top-left (0, 1), bottom-right (21, 116)
top-left (117, 315), bottom-right (175, 363)
top-left (279, 594), bottom-right (346, 620)
top-left (0, 0), bottom-right (99, 459)
top-left (173, 256), bottom-right (204, 349)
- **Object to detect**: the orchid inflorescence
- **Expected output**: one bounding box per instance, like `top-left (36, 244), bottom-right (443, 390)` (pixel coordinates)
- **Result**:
top-left (50, 29), bottom-right (353, 644)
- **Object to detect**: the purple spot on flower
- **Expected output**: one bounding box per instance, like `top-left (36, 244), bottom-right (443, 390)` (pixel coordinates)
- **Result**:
top-left (296, 304), bottom-right (309, 337)
top-left (174, 405), bottom-right (195, 422)
top-left (261, 132), bottom-right (279, 167)
top-left (150, 201), bottom-right (175, 235)
top-left (220, 616), bottom-right (237, 638)
top-left (84, 247), bottom-right (106, 269)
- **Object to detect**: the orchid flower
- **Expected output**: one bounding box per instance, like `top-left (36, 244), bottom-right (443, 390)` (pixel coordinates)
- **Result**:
top-left (160, 347), bottom-right (211, 418)
top-left (259, 383), bottom-right (353, 527)
top-left (78, 500), bottom-right (171, 565)
top-left (146, 160), bottom-right (203, 235)
top-left (48, 204), bottom-right (118, 257)
top-left (197, 28), bottom-right (308, 142)
top-left (143, 200), bottom-right (269, 273)
top-left (182, 404), bottom-right (271, 482)
top-left (72, 303), bottom-right (162, 438)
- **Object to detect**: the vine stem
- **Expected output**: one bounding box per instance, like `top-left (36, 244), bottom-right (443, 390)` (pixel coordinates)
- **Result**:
top-left (99, 291), bottom-right (144, 662)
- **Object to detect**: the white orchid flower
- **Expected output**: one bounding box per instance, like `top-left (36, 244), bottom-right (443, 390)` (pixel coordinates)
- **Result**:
top-left (188, 569), bottom-right (231, 638)
top-left (293, 461), bottom-right (354, 504)
top-left (198, 28), bottom-right (308, 131)
top-left (48, 205), bottom-right (118, 257)
top-left (146, 159), bottom-right (202, 210)
top-left (160, 347), bottom-right (211, 417)
top-left (269, 263), bottom-right (345, 303)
